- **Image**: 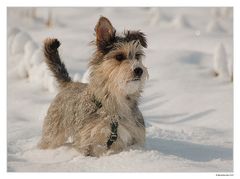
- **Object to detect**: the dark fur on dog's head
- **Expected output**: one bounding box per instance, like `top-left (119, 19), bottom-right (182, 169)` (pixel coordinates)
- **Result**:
top-left (94, 16), bottom-right (147, 54)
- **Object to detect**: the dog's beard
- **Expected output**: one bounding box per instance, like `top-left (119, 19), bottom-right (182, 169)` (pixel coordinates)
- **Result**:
top-left (125, 80), bottom-right (142, 94)
top-left (117, 77), bottom-right (145, 95)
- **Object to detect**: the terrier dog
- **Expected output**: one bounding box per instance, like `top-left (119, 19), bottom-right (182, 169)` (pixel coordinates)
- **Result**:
top-left (38, 16), bottom-right (148, 157)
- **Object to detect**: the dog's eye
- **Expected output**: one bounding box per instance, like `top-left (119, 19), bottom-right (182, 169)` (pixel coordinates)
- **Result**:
top-left (135, 53), bottom-right (142, 60)
top-left (115, 54), bottom-right (126, 61)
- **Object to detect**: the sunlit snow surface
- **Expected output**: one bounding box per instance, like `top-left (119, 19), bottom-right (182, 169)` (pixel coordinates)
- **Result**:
top-left (7, 7), bottom-right (233, 172)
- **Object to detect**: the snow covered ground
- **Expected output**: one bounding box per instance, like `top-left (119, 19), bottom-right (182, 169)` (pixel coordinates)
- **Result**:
top-left (7, 7), bottom-right (233, 172)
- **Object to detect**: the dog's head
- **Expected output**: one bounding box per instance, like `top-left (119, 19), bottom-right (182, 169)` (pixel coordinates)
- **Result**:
top-left (89, 16), bottom-right (148, 97)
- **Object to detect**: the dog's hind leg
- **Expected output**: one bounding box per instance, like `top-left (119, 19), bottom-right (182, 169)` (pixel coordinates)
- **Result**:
top-left (38, 117), bottom-right (67, 149)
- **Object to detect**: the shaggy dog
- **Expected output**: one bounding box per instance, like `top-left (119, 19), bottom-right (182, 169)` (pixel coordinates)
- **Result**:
top-left (38, 16), bottom-right (148, 157)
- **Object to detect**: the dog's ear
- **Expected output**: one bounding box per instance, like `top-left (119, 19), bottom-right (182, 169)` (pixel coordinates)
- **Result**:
top-left (95, 16), bottom-right (116, 51)
top-left (125, 31), bottom-right (147, 48)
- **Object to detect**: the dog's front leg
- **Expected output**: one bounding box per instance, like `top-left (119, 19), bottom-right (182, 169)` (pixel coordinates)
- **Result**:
top-left (90, 114), bottom-right (121, 156)
top-left (73, 114), bottom-right (121, 157)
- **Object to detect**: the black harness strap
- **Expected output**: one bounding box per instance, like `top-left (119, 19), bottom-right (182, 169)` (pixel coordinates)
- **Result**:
top-left (92, 96), bottom-right (118, 149)
top-left (107, 121), bottom-right (118, 149)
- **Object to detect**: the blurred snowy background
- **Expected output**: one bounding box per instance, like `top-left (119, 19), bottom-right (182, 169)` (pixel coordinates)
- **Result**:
top-left (7, 7), bottom-right (233, 172)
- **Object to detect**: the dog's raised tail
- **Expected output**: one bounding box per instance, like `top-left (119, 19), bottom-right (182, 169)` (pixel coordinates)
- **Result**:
top-left (44, 38), bottom-right (72, 89)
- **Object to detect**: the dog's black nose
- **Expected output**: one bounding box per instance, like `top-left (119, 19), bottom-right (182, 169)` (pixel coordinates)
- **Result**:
top-left (134, 67), bottom-right (143, 77)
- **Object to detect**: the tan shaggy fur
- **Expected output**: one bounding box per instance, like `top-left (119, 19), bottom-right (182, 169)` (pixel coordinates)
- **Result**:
top-left (38, 16), bottom-right (148, 157)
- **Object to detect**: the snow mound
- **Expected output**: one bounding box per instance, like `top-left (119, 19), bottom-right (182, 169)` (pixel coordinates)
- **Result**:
top-left (228, 57), bottom-right (233, 82)
top-left (8, 27), bottom-right (20, 38)
top-left (24, 41), bottom-right (39, 64)
top-left (8, 28), bottom-right (57, 92)
top-left (17, 60), bottom-right (28, 78)
top-left (30, 48), bottom-right (44, 66)
top-left (28, 61), bottom-right (57, 92)
top-left (11, 31), bottom-right (32, 54)
top-left (17, 41), bottom-right (40, 78)
top-left (81, 68), bottom-right (90, 83)
top-left (211, 8), bottom-right (222, 19)
top-left (148, 8), bottom-right (171, 26)
top-left (73, 73), bottom-right (82, 82)
top-left (43, 69), bottom-right (58, 93)
top-left (211, 8), bottom-right (233, 19)
top-left (8, 27), bottom-right (21, 55)
top-left (221, 8), bottom-right (233, 19)
top-left (171, 14), bottom-right (192, 29)
top-left (213, 43), bottom-right (228, 78)
top-left (206, 20), bottom-right (226, 33)
top-left (28, 57), bottom-right (57, 92)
